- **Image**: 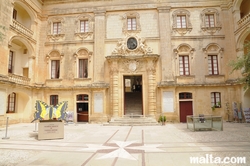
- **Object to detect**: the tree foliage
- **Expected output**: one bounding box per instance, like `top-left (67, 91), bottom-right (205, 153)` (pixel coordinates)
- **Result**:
top-left (229, 41), bottom-right (250, 90)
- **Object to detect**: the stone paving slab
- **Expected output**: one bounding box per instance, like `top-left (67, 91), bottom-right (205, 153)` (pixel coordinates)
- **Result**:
top-left (0, 122), bottom-right (250, 166)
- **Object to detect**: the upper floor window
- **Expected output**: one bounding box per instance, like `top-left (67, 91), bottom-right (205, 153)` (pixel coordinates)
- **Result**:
top-left (208, 55), bottom-right (219, 75)
top-left (51, 60), bottom-right (60, 79)
top-left (179, 55), bottom-right (190, 75)
top-left (7, 93), bottom-right (16, 113)
top-left (46, 50), bottom-right (63, 79)
top-left (47, 17), bottom-right (65, 41)
top-left (205, 14), bottom-right (215, 27)
top-left (122, 12), bottom-right (141, 34)
top-left (211, 92), bottom-right (221, 108)
top-left (74, 48), bottom-right (92, 79)
top-left (172, 9), bottom-right (192, 35)
top-left (79, 59), bottom-right (88, 78)
top-left (80, 20), bottom-right (89, 33)
top-left (75, 14), bottom-right (93, 39)
top-left (174, 44), bottom-right (194, 76)
top-left (127, 17), bottom-right (137, 30)
top-left (8, 51), bottom-right (14, 73)
top-left (177, 15), bottom-right (187, 28)
top-left (53, 22), bottom-right (61, 34)
top-left (203, 43), bottom-right (223, 76)
top-left (13, 9), bottom-right (17, 20)
top-left (201, 8), bottom-right (221, 34)
top-left (50, 95), bottom-right (58, 106)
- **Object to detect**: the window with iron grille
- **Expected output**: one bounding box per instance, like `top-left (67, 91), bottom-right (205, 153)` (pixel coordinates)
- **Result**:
top-left (127, 17), bottom-right (136, 30)
top-left (77, 94), bottom-right (89, 101)
top-left (8, 51), bottom-right (14, 73)
top-left (79, 59), bottom-right (88, 78)
top-left (7, 93), bottom-right (16, 113)
top-left (80, 20), bottom-right (88, 33)
top-left (211, 92), bottom-right (221, 108)
top-left (179, 56), bottom-right (190, 75)
top-left (179, 93), bottom-right (192, 99)
top-left (51, 60), bottom-right (60, 79)
top-left (208, 55), bottom-right (219, 75)
top-left (177, 15), bottom-right (187, 28)
top-left (53, 22), bottom-right (61, 34)
top-left (50, 95), bottom-right (58, 106)
top-left (205, 14), bottom-right (215, 28)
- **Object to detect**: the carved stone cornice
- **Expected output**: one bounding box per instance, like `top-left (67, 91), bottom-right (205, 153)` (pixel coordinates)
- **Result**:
top-left (157, 6), bottom-right (171, 13)
top-left (106, 54), bottom-right (159, 74)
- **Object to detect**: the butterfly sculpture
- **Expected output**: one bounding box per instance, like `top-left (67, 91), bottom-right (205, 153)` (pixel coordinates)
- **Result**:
top-left (31, 100), bottom-right (68, 122)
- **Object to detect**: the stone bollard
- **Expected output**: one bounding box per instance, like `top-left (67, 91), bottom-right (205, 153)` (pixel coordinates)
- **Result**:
top-left (2, 117), bottom-right (10, 139)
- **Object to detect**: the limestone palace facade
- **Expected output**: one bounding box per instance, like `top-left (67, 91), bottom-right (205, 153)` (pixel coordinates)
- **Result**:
top-left (0, 0), bottom-right (249, 124)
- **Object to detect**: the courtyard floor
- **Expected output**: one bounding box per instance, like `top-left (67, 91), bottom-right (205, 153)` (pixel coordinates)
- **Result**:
top-left (0, 122), bottom-right (250, 166)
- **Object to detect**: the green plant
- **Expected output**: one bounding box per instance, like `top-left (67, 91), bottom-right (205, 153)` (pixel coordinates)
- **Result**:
top-left (158, 115), bottom-right (166, 122)
top-left (229, 40), bottom-right (250, 90)
top-left (211, 105), bottom-right (216, 111)
top-left (217, 102), bottom-right (221, 107)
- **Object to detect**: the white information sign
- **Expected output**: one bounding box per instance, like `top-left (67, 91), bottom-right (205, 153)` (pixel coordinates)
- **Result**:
top-left (94, 92), bottom-right (103, 113)
top-left (162, 91), bottom-right (174, 112)
top-left (243, 108), bottom-right (250, 123)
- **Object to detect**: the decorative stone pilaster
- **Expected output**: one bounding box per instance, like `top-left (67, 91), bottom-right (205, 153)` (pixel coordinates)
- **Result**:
top-left (109, 60), bottom-right (119, 117)
top-left (146, 58), bottom-right (157, 116)
top-left (157, 6), bottom-right (174, 82)
top-left (93, 9), bottom-right (106, 83)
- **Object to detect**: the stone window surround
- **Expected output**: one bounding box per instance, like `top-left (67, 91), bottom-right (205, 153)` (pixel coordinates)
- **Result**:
top-left (202, 43), bottom-right (224, 76)
top-left (172, 9), bottom-right (192, 36)
top-left (75, 14), bottom-right (94, 39)
top-left (73, 48), bottom-right (93, 79)
top-left (47, 17), bottom-right (65, 41)
top-left (46, 50), bottom-right (64, 79)
top-left (174, 44), bottom-right (195, 76)
top-left (122, 12), bottom-right (141, 35)
top-left (200, 8), bottom-right (222, 35)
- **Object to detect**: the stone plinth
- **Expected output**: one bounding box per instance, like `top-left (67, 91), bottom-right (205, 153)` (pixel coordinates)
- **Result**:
top-left (38, 120), bottom-right (64, 140)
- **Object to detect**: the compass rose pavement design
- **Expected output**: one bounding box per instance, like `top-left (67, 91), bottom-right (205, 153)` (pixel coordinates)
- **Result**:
top-left (78, 140), bottom-right (164, 161)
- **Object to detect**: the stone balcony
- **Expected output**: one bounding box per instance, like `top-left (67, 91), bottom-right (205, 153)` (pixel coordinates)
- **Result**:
top-left (10, 20), bottom-right (34, 38)
top-left (8, 73), bottom-right (30, 85)
top-left (235, 12), bottom-right (250, 34)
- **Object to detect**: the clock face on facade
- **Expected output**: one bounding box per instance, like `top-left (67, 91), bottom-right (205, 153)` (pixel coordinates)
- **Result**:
top-left (127, 37), bottom-right (137, 50)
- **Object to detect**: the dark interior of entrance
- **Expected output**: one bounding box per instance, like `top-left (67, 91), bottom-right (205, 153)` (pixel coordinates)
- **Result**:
top-left (77, 103), bottom-right (88, 122)
top-left (124, 75), bottom-right (143, 115)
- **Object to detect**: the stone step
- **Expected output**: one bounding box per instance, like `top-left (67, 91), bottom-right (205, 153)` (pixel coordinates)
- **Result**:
top-left (105, 116), bottom-right (159, 126)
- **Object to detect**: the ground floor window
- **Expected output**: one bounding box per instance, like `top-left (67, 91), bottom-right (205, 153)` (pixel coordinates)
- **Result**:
top-left (50, 95), bottom-right (58, 106)
top-left (211, 92), bottom-right (221, 108)
top-left (6, 93), bottom-right (16, 113)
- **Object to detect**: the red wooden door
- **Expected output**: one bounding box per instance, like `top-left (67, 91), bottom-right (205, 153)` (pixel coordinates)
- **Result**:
top-left (180, 101), bottom-right (193, 122)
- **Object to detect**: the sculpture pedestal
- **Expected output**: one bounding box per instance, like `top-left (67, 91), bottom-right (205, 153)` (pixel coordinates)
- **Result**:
top-left (38, 120), bottom-right (64, 140)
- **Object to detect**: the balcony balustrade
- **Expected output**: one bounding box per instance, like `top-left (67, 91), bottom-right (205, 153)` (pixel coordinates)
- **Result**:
top-left (8, 73), bottom-right (30, 85)
top-left (10, 20), bottom-right (33, 38)
top-left (236, 12), bottom-right (250, 33)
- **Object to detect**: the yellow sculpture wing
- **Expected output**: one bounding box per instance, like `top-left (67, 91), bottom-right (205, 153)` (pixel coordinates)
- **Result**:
top-left (31, 100), bottom-right (49, 122)
top-left (54, 101), bottom-right (68, 119)
top-left (39, 101), bottom-right (49, 118)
